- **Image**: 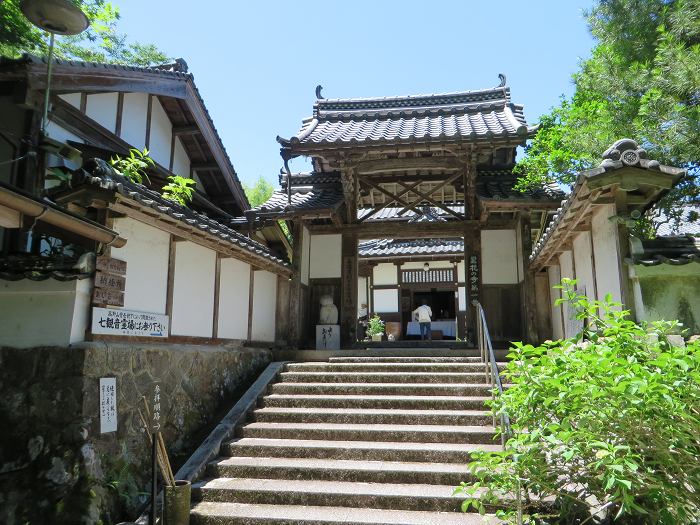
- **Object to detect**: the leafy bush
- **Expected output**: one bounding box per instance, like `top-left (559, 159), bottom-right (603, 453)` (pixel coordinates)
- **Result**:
top-left (367, 314), bottom-right (385, 336)
top-left (456, 279), bottom-right (700, 524)
top-left (110, 148), bottom-right (154, 184)
top-left (161, 175), bottom-right (196, 206)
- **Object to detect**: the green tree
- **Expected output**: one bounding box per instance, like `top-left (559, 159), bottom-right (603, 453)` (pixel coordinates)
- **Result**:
top-left (0, 0), bottom-right (168, 66)
top-left (516, 0), bottom-right (700, 221)
top-left (242, 176), bottom-right (274, 208)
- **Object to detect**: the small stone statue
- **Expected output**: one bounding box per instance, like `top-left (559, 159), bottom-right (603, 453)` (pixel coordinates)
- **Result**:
top-left (318, 295), bottom-right (338, 325)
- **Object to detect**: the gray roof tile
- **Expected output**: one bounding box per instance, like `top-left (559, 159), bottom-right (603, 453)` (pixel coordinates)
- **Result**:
top-left (359, 238), bottom-right (463, 258)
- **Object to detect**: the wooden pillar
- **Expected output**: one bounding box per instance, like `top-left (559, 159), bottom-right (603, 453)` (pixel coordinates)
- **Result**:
top-left (247, 265), bottom-right (255, 341)
top-left (287, 221), bottom-right (304, 347)
top-left (464, 227), bottom-right (481, 345)
top-left (341, 232), bottom-right (359, 347)
top-left (165, 236), bottom-right (177, 337)
top-left (519, 212), bottom-right (538, 344)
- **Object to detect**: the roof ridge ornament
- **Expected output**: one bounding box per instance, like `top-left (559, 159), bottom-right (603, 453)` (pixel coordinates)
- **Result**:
top-left (497, 73), bottom-right (506, 87)
top-left (600, 138), bottom-right (660, 170)
top-left (315, 85), bottom-right (324, 100)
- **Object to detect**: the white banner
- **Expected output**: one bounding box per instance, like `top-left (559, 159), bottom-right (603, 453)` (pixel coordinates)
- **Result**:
top-left (99, 377), bottom-right (117, 433)
top-left (92, 307), bottom-right (169, 338)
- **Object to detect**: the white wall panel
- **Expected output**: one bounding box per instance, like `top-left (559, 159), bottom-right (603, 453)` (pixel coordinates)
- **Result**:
top-left (58, 93), bottom-right (81, 108)
top-left (217, 258), bottom-right (250, 339)
top-left (559, 251), bottom-right (574, 281)
top-left (573, 231), bottom-right (596, 300)
top-left (481, 230), bottom-right (518, 284)
top-left (373, 289), bottom-right (398, 313)
top-left (120, 93), bottom-right (149, 149)
top-left (457, 260), bottom-right (465, 283)
top-left (301, 226), bottom-right (310, 285)
top-left (358, 277), bottom-right (368, 316)
top-left (548, 265), bottom-right (564, 340)
top-left (70, 279), bottom-right (92, 343)
top-left (251, 270), bottom-right (277, 342)
top-left (401, 260), bottom-right (454, 270)
top-left (111, 218), bottom-right (170, 314)
top-left (148, 98), bottom-right (172, 167)
top-left (309, 234), bottom-right (341, 278)
top-left (46, 120), bottom-right (82, 144)
top-left (171, 242), bottom-right (216, 337)
top-left (592, 204), bottom-right (622, 303)
top-left (86, 92), bottom-right (118, 132)
top-left (458, 286), bottom-right (466, 311)
top-left (373, 263), bottom-right (397, 285)
top-left (171, 136), bottom-right (190, 177)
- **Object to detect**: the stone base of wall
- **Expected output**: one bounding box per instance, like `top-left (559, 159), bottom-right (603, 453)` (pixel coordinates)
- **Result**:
top-left (0, 341), bottom-right (272, 525)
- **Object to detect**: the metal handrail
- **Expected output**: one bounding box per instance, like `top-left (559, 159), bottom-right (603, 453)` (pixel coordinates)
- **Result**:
top-left (472, 300), bottom-right (522, 524)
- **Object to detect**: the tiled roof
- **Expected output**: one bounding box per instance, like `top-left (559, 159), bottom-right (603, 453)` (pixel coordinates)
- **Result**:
top-left (653, 205), bottom-right (700, 237)
top-left (74, 159), bottom-right (288, 269)
top-left (359, 238), bottom-right (463, 258)
top-left (278, 84), bottom-right (535, 149)
top-left (476, 173), bottom-right (565, 201)
top-left (279, 171), bottom-right (342, 189)
top-left (629, 236), bottom-right (700, 266)
top-left (357, 206), bottom-right (465, 221)
top-left (530, 139), bottom-right (686, 265)
top-left (251, 188), bottom-right (344, 215)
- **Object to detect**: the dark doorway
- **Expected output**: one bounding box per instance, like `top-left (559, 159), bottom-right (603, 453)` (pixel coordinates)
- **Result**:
top-left (412, 290), bottom-right (455, 320)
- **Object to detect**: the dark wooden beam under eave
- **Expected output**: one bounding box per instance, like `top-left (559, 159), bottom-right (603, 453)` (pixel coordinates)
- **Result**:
top-left (173, 125), bottom-right (200, 136)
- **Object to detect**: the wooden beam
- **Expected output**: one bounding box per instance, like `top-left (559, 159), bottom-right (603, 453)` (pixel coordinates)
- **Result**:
top-left (191, 163), bottom-right (219, 171)
top-left (212, 254), bottom-right (221, 338)
top-left (145, 94), bottom-right (153, 149)
top-left (247, 266), bottom-right (255, 340)
top-left (115, 92), bottom-right (124, 137)
top-left (172, 125), bottom-right (200, 136)
top-left (307, 219), bottom-right (516, 239)
top-left (357, 179), bottom-right (423, 223)
top-left (359, 177), bottom-right (423, 217)
top-left (165, 235), bottom-right (177, 336)
top-left (355, 156), bottom-right (462, 175)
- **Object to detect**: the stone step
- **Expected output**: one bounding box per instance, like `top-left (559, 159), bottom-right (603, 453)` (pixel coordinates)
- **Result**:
top-left (193, 477), bottom-right (492, 513)
top-left (190, 501), bottom-right (499, 524)
top-left (327, 356), bottom-right (483, 363)
top-left (285, 362), bottom-right (490, 373)
top-left (279, 372), bottom-right (487, 384)
top-left (239, 422), bottom-right (497, 444)
top-left (223, 438), bottom-right (501, 463)
top-left (261, 394), bottom-right (490, 410)
top-left (208, 456), bottom-right (472, 485)
top-left (271, 382), bottom-right (493, 396)
top-left (251, 407), bottom-right (493, 426)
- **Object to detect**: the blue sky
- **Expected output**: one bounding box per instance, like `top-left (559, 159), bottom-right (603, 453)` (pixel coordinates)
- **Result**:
top-left (116, 0), bottom-right (595, 186)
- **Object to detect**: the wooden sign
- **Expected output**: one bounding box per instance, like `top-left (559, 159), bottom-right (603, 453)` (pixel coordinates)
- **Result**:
top-left (96, 256), bottom-right (127, 275)
top-left (99, 377), bottom-right (117, 433)
top-left (93, 288), bottom-right (124, 307)
top-left (95, 270), bottom-right (126, 291)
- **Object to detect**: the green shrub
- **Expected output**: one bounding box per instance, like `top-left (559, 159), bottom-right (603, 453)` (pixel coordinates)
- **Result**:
top-left (110, 148), bottom-right (154, 184)
top-left (161, 175), bottom-right (196, 206)
top-left (367, 314), bottom-right (385, 336)
top-left (456, 279), bottom-right (700, 524)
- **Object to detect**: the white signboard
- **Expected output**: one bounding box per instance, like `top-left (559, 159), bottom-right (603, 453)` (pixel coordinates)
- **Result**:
top-left (99, 377), bottom-right (117, 433)
top-left (92, 307), bottom-right (169, 338)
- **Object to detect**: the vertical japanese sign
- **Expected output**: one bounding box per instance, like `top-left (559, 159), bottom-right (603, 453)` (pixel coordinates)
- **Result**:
top-left (151, 382), bottom-right (162, 432)
top-left (468, 254), bottom-right (480, 302)
top-left (99, 377), bottom-right (117, 433)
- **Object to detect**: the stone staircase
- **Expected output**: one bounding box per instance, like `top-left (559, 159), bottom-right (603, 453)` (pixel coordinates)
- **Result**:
top-left (190, 355), bottom-right (504, 524)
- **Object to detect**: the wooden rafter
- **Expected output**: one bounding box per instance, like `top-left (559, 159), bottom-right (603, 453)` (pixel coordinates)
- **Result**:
top-left (395, 172), bottom-right (464, 218)
top-left (357, 179), bottom-right (424, 223)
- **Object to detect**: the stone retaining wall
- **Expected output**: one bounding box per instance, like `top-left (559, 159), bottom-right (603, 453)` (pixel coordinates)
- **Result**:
top-left (0, 342), bottom-right (272, 525)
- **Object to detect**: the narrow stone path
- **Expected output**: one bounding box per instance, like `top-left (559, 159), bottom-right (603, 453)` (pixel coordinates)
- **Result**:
top-left (190, 355), bottom-right (503, 524)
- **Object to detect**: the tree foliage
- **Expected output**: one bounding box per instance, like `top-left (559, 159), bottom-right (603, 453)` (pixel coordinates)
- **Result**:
top-left (242, 176), bottom-right (274, 208)
top-left (516, 0), bottom-right (700, 209)
top-left (0, 0), bottom-right (168, 66)
top-left (456, 280), bottom-right (700, 524)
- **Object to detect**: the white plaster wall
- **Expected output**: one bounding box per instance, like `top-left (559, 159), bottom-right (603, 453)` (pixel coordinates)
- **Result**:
top-left (457, 260), bottom-right (465, 283)
top-left (120, 93), bottom-right (149, 149)
top-left (171, 242), bottom-right (216, 337)
top-left (0, 279), bottom-right (82, 347)
top-left (373, 288), bottom-right (398, 313)
top-left (358, 277), bottom-right (368, 315)
top-left (516, 226), bottom-right (524, 282)
top-left (58, 93), bottom-right (81, 108)
top-left (559, 251), bottom-right (574, 281)
top-left (548, 265), bottom-right (564, 340)
top-left (458, 286), bottom-right (466, 311)
top-left (373, 263), bottom-right (397, 285)
top-left (86, 92), bottom-right (118, 132)
top-left (171, 136), bottom-right (191, 177)
top-left (46, 120), bottom-right (83, 144)
top-left (217, 258), bottom-right (250, 339)
top-left (301, 226), bottom-right (310, 285)
top-left (573, 231), bottom-right (596, 300)
top-left (401, 260), bottom-right (454, 270)
top-left (70, 279), bottom-right (92, 344)
top-left (481, 230), bottom-right (518, 284)
top-left (111, 218), bottom-right (170, 314)
top-left (309, 234), bottom-right (341, 278)
top-left (592, 204), bottom-right (622, 303)
top-left (558, 251), bottom-right (577, 338)
top-left (251, 270), bottom-right (277, 342)
top-left (148, 98), bottom-right (172, 167)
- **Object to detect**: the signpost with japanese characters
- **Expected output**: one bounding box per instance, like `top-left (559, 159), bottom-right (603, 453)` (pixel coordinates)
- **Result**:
top-left (93, 256), bottom-right (127, 307)
top-left (91, 308), bottom-right (169, 338)
top-left (99, 377), bottom-right (117, 433)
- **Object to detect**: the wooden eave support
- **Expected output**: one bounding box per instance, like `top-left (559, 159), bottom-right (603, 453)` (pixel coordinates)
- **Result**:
top-left (355, 156), bottom-right (461, 175)
top-left (307, 218), bottom-right (515, 239)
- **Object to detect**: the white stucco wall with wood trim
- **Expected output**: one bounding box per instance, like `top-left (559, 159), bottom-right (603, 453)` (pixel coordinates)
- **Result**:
top-left (111, 217), bottom-right (170, 314)
top-left (251, 270), bottom-right (277, 342)
top-left (481, 229), bottom-right (519, 284)
top-left (120, 93), bottom-right (149, 149)
top-left (171, 241), bottom-right (216, 337)
top-left (373, 288), bottom-right (399, 313)
top-left (548, 265), bottom-right (564, 340)
top-left (58, 93), bottom-right (81, 109)
top-left (85, 93), bottom-right (118, 132)
top-left (217, 258), bottom-right (250, 340)
top-left (591, 204), bottom-right (622, 303)
top-left (457, 260), bottom-right (465, 283)
top-left (171, 136), bottom-right (191, 177)
top-left (401, 260), bottom-right (454, 270)
top-left (358, 276), bottom-right (368, 316)
top-left (148, 98), bottom-right (172, 167)
top-left (309, 234), bottom-right (341, 279)
top-left (0, 278), bottom-right (91, 348)
top-left (373, 263), bottom-right (397, 285)
top-left (301, 226), bottom-right (310, 285)
top-left (573, 231), bottom-right (596, 301)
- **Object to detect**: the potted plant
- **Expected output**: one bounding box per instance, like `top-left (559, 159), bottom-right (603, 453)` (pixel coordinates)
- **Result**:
top-left (367, 314), bottom-right (385, 342)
